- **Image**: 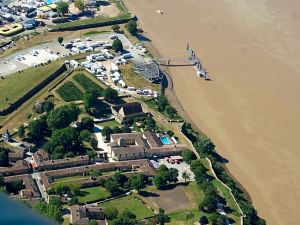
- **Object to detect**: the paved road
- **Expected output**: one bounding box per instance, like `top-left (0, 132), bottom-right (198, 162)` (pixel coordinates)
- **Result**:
top-left (31, 172), bottom-right (47, 200)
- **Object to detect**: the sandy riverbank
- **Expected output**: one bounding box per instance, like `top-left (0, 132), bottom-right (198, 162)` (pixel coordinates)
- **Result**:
top-left (123, 0), bottom-right (300, 224)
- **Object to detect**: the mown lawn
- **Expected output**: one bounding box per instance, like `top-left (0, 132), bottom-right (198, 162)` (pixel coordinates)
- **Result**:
top-left (96, 120), bottom-right (120, 128)
top-left (99, 195), bottom-right (154, 220)
top-left (78, 186), bottom-right (110, 204)
top-left (0, 61), bottom-right (62, 110)
top-left (167, 209), bottom-right (203, 225)
top-left (120, 64), bottom-right (161, 92)
top-left (53, 175), bottom-right (86, 183)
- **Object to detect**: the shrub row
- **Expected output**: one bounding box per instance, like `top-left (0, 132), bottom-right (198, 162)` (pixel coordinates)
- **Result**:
top-left (73, 73), bottom-right (104, 96)
top-left (56, 81), bottom-right (83, 102)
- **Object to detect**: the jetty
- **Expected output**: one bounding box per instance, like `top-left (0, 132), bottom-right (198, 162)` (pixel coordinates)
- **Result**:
top-left (154, 44), bottom-right (211, 80)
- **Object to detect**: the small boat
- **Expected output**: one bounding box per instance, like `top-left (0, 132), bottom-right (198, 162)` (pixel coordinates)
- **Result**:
top-left (156, 10), bottom-right (163, 14)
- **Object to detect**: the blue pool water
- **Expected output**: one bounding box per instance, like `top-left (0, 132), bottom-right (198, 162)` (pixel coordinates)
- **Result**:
top-left (160, 136), bottom-right (171, 145)
top-left (46, 0), bottom-right (54, 4)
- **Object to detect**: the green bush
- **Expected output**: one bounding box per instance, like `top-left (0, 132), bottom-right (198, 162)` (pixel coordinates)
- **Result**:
top-left (56, 81), bottom-right (83, 101)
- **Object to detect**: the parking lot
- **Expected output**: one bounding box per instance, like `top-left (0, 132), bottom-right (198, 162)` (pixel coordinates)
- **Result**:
top-left (152, 157), bottom-right (195, 183)
top-left (0, 32), bottom-right (145, 77)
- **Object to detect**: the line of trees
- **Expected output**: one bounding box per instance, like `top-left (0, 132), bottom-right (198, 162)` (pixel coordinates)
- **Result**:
top-left (183, 123), bottom-right (266, 225)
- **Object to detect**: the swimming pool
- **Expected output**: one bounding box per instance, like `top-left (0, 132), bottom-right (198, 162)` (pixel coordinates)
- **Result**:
top-left (160, 136), bottom-right (171, 145)
top-left (46, 0), bottom-right (54, 5)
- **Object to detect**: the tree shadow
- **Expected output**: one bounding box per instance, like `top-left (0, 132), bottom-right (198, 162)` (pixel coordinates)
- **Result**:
top-left (135, 33), bottom-right (151, 42)
top-left (139, 191), bottom-right (160, 198)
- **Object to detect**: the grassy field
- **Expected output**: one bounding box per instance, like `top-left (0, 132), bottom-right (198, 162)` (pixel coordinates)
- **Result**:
top-left (78, 186), bottom-right (110, 204)
top-left (0, 61), bottom-right (62, 110)
top-left (167, 210), bottom-right (203, 225)
top-left (96, 120), bottom-right (120, 128)
top-left (99, 195), bottom-right (154, 220)
top-left (120, 64), bottom-right (161, 92)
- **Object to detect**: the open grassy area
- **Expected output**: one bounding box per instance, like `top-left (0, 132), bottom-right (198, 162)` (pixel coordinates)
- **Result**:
top-left (120, 64), bottom-right (161, 92)
top-left (53, 175), bottom-right (86, 183)
top-left (167, 210), bottom-right (203, 225)
top-left (78, 186), bottom-right (110, 204)
top-left (96, 120), bottom-right (120, 128)
top-left (99, 195), bottom-right (154, 220)
top-left (0, 61), bottom-right (62, 110)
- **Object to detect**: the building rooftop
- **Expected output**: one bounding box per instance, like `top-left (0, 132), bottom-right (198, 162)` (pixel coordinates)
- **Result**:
top-left (134, 62), bottom-right (162, 83)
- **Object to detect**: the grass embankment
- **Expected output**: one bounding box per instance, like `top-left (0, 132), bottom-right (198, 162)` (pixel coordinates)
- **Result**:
top-left (120, 64), bottom-right (161, 92)
top-left (83, 30), bottom-right (110, 36)
top-left (78, 186), bottom-right (110, 204)
top-left (53, 13), bottom-right (131, 30)
top-left (53, 175), bottom-right (86, 183)
top-left (0, 61), bottom-right (62, 110)
top-left (99, 195), bottom-right (154, 220)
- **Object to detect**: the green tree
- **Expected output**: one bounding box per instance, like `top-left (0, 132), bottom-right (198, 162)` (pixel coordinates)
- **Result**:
top-left (103, 87), bottom-right (119, 103)
top-left (199, 195), bottom-right (217, 213)
top-left (121, 125), bottom-right (131, 133)
top-left (181, 149), bottom-right (196, 164)
top-left (112, 24), bottom-right (120, 33)
top-left (199, 215), bottom-right (209, 225)
top-left (101, 126), bottom-right (113, 141)
top-left (83, 91), bottom-right (98, 111)
top-left (0, 148), bottom-right (9, 166)
top-left (129, 174), bottom-right (145, 191)
top-left (155, 208), bottom-right (170, 225)
top-left (112, 38), bottom-right (123, 52)
top-left (167, 168), bottom-right (179, 183)
top-left (104, 207), bottom-right (119, 220)
top-left (6, 180), bottom-right (24, 194)
top-left (182, 171), bottom-right (190, 183)
top-left (89, 169), bottom-right (102, 177)
top-left (81, 117), bottom-right (94, 131)
top-left (112, 126), bottom-right (122, 134)
top-left (153, 174), bottom-right (168, 189)
top-left (49, 127), bottom-right (81, 153)
top-left (89, 220), bottom-right (98, 225)
top-left (113, 172), bottom-right (127, 187)
top-left (195, 137), bottom-right (215, 156)
top-left (80, 129), bottom-right (92, 141)
top-left (57, 1), bottom-right (69, 16)
top-left (126, 20), bottom-right (137, 34)
top-left (17, 124), bottom-right (25, 140)
top-left (57, 36), bottom-right (64, 44)
top-left (54, 183), bottom-right (68, 195)
top-left (47, 103), bottom-right (80, 130)
top-left (74, 0), bottom-right (85, 12)
top-left (104, 178), bottom-right (120, 196)
top-left (90, 137), bottom-right (98, 150)
top-left (43, 99), bottom-right (54, 112)
top-left (28, 117), bottom-right (47, 141)
top-left (209, 213), bottom-right (226, 225)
